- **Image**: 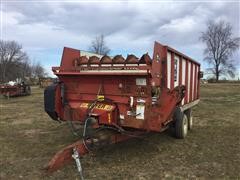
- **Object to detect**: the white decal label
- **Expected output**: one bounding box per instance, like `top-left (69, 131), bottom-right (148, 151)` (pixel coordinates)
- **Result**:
top-left (136, 104), bottom-right (145, 120)
top-left (136, 78), bottom-right (147, 86)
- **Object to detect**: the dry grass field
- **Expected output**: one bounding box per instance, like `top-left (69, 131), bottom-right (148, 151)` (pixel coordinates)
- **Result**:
top-left (0, 83), bottom-right (240, 179)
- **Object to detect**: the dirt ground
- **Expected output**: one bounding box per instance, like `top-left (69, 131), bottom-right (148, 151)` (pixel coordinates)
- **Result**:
top-left (0, 83), bottom-right (240, 179)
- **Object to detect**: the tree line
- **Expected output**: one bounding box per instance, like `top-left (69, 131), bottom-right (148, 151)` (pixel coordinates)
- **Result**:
top-left (0, 40), bottom-right (46, 83)
top-left (92, 21), bottom-right (239, 82)
top-left (1, 20), bottom-right (239, 84)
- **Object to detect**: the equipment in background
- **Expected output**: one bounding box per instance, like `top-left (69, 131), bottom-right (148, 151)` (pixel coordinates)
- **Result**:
top-left (0, 82), bottom-right (31, 98)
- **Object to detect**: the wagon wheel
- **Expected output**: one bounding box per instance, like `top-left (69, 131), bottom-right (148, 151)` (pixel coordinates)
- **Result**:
top-left (173, 107), bottom-right (188, 139)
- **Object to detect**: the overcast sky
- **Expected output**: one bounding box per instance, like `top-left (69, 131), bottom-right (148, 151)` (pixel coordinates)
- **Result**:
top-left (1, 0), bottom-right (240, 78)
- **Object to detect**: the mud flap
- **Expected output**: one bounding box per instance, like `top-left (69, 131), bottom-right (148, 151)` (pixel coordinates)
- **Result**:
top-left (44, 84), bottom-right (58, 120)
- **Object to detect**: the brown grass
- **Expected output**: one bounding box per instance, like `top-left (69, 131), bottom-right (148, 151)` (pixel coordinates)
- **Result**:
top-left (0, 84), bottom-right (240, 179)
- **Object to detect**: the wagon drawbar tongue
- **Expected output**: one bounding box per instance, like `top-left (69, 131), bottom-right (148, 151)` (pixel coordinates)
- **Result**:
top-left (45, 131), bottom-right (144, 173)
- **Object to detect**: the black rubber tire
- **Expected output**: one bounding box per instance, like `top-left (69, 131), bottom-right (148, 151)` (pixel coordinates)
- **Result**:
top-left (174, 108), bottom-right (188, 139)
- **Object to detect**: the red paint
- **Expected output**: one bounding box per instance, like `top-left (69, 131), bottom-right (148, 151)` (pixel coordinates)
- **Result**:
top-left (152, 42), bottom-right (167, 87)
top-left (45, 41), bottom-right (201, 173)
top-left (197, 66), bottom-right (201, 98)
top-left (52, 44), bottom-right (201, 132)
top-left (0, 84), bottom-right (30, 97)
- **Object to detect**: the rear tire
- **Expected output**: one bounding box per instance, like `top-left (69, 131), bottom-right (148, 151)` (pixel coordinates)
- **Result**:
top-left (174, 108), bottom-right (188, 139)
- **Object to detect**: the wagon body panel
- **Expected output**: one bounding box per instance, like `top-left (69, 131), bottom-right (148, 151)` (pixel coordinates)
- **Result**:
top-left (45, 41), bottom-right (201, 133)
top-left (44, 41), bottom-right (202, 173)
top-left (152, 42), bottom-right (200, 106)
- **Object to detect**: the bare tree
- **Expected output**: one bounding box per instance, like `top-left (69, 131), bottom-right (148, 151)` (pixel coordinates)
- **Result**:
top-left (0, 40), bottom-right (30, 83)
top-left (200, 20), bottom-right (240, 81)
top-left (89, 34), bottom-right (110, 55)
top-left (0, 40), bottom-right (47, 83)
top-left (32, 61), bottom-right (47, 78)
